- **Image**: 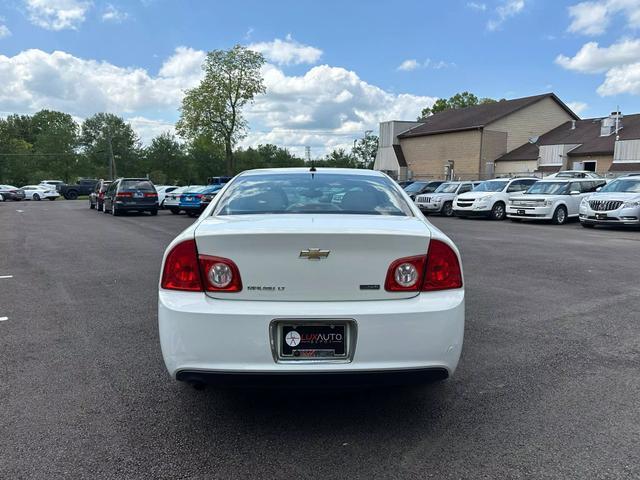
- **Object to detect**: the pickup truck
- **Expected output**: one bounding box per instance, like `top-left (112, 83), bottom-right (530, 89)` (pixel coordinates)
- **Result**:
top-left (59, 179), bottom-right (99, 200)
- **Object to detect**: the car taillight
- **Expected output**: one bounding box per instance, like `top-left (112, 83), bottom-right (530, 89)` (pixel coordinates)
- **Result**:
top-left (116, 192), bottom-right (133, 198)
top-left (423, 240), bottom-right (463, 291)
top-left (199, 255), bottom-right (242, 292)
top-left (385, 255), bottom-right (425, 291)
top-left (144, 192), bottom-right (158, 197)
top-left (161, 240), bottom-right (203, 291)
top-left (196, 194), bottom-right (203, 199)
top-left (385, 240), bottom-right (462, 292)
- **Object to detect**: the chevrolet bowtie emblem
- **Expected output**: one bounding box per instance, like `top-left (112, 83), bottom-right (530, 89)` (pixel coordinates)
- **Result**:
top-left (299, 248), bottom-right (330, 260)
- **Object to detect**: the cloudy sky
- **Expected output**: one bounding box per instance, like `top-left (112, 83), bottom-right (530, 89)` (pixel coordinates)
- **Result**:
top-left (1, 0), bottom-right (640, 156)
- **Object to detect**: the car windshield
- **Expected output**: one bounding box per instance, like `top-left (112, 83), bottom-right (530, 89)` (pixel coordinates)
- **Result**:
top-left (434, 183), bottom-right (459, 193)
top-left (120, 180), bottom-right (155, 191)
top-left (600, 179), bottom-right (640, 193)
top-left (404, 181), bottom-right (427, 193)
top-left (214, 172), bottom-right (412, 216)
top-left (525, 182), bottom-right (568, 195)
top-left (473, 181), bottom-right (508, 192)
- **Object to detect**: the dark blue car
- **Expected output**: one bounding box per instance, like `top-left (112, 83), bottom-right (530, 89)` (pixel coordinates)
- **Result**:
top-left (179, 184), bottom-right (224, 217)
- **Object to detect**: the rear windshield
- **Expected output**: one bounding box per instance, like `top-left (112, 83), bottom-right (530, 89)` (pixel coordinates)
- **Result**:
top-left (120, 180), bottom-right (155, 191)
top-left (600, 179), bottom-right (640, 193)
top-left (214, 172), bottom-right (412, 216)
top-left (434, 183), bottom-right (459, 193)
top-left (525, 182), bottom-right (568, 195)
top-left (473, 180), bottom-right (508, 192)
top-left (404, 181), bottom-right (427, 193)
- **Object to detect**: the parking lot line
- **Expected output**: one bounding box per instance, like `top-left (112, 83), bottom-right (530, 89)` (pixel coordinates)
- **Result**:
top-left (0, 275), bottom-right (13, 279)
top-left (0, 317), bottom-right (8, 322)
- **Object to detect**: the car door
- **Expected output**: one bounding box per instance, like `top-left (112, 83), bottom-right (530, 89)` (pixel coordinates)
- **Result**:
top-left (456, 183), bottom-right (473, 197)
top-left (566, 181), bottom-right (584, 215)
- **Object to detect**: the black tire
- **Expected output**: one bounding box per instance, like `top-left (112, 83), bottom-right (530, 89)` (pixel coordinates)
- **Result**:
top-left (103, 202), bottom-right (110, 214)
top-left (441, 201), bottom-right (454, 217)
top-left (65, 190), bottom-right (79, 200)
top-left (96, 202), bottom-right (102, 212)
top-left (170, 208), bottom-right (180, 215)
top-left (33, 193), bottom-right (41, 201)
top-left (187, 211), bottom-right (198, 218)
top-left (491, 202), bottom-right (506, 221)
top-left (551, 205), bottom-right (568, 225)
top-left (112, 205), bottom-right (119, 216)
top-left (48, 197), bottom-right (56, 201)
top-left (581, 222), bottom-right (595, 228)
top-left (150, 209), bottom-right (158, 216)
top-left (89, 200), bottom-right (95, 209)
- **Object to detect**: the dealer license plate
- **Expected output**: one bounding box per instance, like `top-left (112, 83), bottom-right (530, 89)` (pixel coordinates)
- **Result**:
top-left (517, 209), bottom-right (526, 215)
top-left (596, 213), bottom-right (608, 220)
top-left (279, 323), bottom-right (347, 359)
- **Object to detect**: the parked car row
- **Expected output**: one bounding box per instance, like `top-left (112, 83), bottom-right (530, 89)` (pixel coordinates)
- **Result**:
top-left (407, 172), bottom-right (640, 228)
top-left (88, 179), bottom-right (228, 217)
top-left (0, 184), bottom-right (59, 201)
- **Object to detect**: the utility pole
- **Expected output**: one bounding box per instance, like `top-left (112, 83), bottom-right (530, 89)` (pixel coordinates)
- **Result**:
top-left (106, 128), bottom-right (116, 180)
top-left (305, 146), bottom-right (311, 162)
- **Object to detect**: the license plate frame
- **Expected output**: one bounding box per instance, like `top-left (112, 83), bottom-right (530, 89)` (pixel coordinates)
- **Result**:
top-left (517, 209), bottom-right (526, 215)
top-left (596, 213), bottom-right (608, 220)
top-left (134, 192), bottom-right (144, 198)
top-left (270, 319), bottom-right (357, 363)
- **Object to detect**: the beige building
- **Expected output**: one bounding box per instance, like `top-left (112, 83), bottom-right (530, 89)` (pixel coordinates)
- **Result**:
top-left (388, 93), bottom-right (578, 179)
top-left (496, 112), bottom-right (640, 175)
top-left (374, 93), bottom-right (578, 180)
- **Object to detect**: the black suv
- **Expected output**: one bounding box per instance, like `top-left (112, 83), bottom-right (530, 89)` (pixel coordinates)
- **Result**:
top-left (103, 178), bottom-right (158, 216)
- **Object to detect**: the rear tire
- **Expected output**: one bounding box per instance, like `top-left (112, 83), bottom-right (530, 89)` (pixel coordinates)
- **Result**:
top-left (491, 202), bottom-right (506, 221)
top-left (33, 193), bottom-right (41, 201)
top-left (441, 201), bottom-right (454, 217)
top-left (112, 205), bottom-right (119, 216)
top-left (150, 209), bottom-right (158, 216)
top-left (65, 190), bottom-right (78, 200)
top-left (551, 206), bottom-right (567, 225)
top-left (89, 200), bottom-right (95, 209)
top-left (170, 208), bottom-right (179, 215)
top-left (48, 197), bottom-right (56, 201)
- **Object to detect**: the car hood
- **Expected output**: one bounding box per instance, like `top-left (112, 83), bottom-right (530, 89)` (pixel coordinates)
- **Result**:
top-left (457, 191), bottom-right (500, 200)
top-left (589, 192), bottom-right (640, 201)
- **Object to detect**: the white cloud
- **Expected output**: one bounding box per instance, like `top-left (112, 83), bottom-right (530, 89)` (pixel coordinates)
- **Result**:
top-left (597, 62), bottom-right (640, 95)
top-left (102, 4), bottom-right (129, 23)
top-left (0, 45), bottom-right (435, 153)
top-left (567, 0), bottom-right (640, 36)
top-left (556, 39), bottom-right (640, 73)
top-left (567, 101), bottom-right (589, 114)
top-left (0, 24), bottom-right (10, 39)
top-left (248, 34), bottom-right (322, 66)
top-left (467, 2), bottom-right (487, 11)
top-left (24, 0), bottom-right (91, 31)
top-left (397, 59), bottom-right (419, 71)
top-left (487, 0), bottom-right (525, 31)
top-left (396, 58), bottom-right (454, 71)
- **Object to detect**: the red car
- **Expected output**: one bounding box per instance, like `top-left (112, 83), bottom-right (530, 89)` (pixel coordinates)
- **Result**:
top-left (89, 180), bottom-right (112, 211)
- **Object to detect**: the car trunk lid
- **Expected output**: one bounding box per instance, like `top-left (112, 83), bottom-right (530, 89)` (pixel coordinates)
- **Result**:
top-left (195, 214), bottom-right (430, 301)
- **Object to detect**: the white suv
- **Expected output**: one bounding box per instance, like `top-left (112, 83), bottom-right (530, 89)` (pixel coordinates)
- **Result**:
top-left (454, 178), bottom-right (539, 220)
top-left (415, 181), bottom-right (478, 217)
top-left (507, 178), bottom-right (606, 225)
top-left (579, 176), bottom-right (640, 228)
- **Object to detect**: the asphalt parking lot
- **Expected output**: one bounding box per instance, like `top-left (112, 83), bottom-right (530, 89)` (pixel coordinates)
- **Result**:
top-left (1, 200), bottom-right (639, 479)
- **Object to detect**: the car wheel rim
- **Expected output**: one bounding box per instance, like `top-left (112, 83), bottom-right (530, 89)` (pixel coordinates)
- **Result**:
top-left (494, 205), bottom-right (504, 218)
top-left (558, 209), bottom-right (565, 223)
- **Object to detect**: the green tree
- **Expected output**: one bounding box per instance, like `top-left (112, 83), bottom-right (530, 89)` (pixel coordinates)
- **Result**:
top-left (419, 91), bottom-right (501, 119)
top-left (80, 113), bottom-right (140, 179)
top-left (143, 132), bottom-right (187, 184)
top-left (352, 133), bottom-right (378, 169)
top-left (186, 134), bottom-right (226, 184)
top-left (314, 148), bottom-right (359, 168)
top-left (177, 45), bottom-right (266, 176)
top-left (31, 110), bottom-right (79, 183)
top-left (234, 144), bottom-right (305, 171)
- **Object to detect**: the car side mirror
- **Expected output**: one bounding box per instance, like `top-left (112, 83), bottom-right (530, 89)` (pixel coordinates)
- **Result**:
top-left (570, 191), bottom-right (580, 195)
top-left (596, 187), bottom-right (602, 192)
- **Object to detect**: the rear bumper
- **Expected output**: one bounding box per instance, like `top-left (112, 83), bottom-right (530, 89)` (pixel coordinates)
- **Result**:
top-left (180, 204), bottom-right (203, 212)
top-left (115, 202), bottom-right (158, 211)
top-left (159, 290), bottom-right (465, 379)
top-left (176, 367), bottom-right (449, 387)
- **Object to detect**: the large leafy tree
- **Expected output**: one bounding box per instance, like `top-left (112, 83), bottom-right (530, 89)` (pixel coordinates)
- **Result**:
top-left (143, 132), bottom-right (187, 185)
top-left (352, 133), bottom-right (378, 169)
top-left (419, 91), bottom-right (501, 119)
top-left (80, 113), bottom-right (140, 179)
top-left (31, 110), bottom-right (79, 183)
top-left (235, 144), bottom-right (305, 171)
top-left (176, 45), bottom-right (266, 175)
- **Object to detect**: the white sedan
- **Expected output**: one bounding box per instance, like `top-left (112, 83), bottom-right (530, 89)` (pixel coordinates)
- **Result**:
top-left (21, 185), bottom-right (59, 201)
top-left (158, 168), bottom-right (465, 388)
